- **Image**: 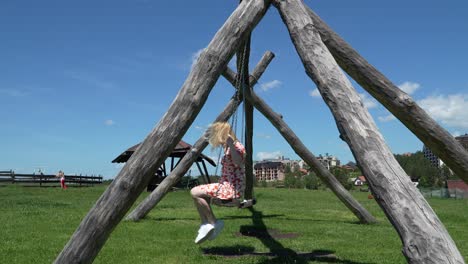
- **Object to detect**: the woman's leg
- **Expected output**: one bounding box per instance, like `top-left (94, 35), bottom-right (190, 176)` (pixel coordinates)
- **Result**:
top-left (190, 185), bottom-right (216, 225)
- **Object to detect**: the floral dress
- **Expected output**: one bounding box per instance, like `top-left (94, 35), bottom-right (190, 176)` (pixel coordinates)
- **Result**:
top-left (200, 141), bottom-right (246, 200)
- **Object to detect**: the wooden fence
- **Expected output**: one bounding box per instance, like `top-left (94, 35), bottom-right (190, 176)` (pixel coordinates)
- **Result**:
top-left (0, 170), bottom-right (103, 187)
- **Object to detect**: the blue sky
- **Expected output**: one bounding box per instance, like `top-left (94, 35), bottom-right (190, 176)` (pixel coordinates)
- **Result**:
top-left (1, 0), bottom-right (467, 178)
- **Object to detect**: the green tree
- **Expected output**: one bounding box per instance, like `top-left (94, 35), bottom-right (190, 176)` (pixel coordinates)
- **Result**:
top-left (303, 172), bottom-right (321, 189)
top-left (394, 151), bottom-right (443, 188)
top-left (284, 173), bottom-right (296, 188)
top-left (331, 167), bottom-right (353, 190)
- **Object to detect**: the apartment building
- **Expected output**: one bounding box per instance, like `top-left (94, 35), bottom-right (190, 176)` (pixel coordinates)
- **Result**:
top-left (423, 133), bottom-right (468, 168)
top-left (254, 161), bottom-right (285, 182)
top-left (316, 154), bottom-right (340, 170)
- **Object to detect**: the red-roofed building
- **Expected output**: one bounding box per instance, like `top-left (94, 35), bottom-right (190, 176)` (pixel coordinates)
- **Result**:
top-left (447, 180), bottom-right (468, 198)
top-left (354, 176), bottom-right (366, 186)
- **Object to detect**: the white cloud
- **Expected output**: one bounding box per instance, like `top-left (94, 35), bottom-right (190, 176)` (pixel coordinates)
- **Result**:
top-left (257, 151), bottom-right (282, 160)
top-left (104, 119), bottom-right (115, 126)
top-left (309, 88), bottom-right (321, 98)
top-left (190, 48), bottom-right (205, 70)
top-left (398, 81), bottom-right (420, 95)
top-left (359, 93), bottom-right (378, 109)
top-left (378, 114), bottom-right (396, 122)
top-left (256, 133), bottom-right (272, 139)
top-left (260, 80), bottom-right (282, 91)
top-left (418, 94), bottom-right (468, 128)
top-left (0, 89), bottom-right (28, 97)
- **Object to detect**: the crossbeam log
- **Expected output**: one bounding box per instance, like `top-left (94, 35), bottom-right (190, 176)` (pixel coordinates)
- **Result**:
top-left (273, 0), bottom-right (464, 262)
top-left (306, 7), bottom-right (468, 183)
top-left (223, 69), bottom-right (377, 224)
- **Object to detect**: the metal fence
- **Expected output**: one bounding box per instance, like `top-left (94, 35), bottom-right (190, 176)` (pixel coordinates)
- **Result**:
top-left (419, 187), bottom-right (468, 199)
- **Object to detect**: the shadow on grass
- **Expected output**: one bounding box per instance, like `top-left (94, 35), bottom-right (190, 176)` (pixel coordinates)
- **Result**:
top-left (203, 245), bottom-right (343, 262)
top-left (145, 216), bottom-right (198, 222)
top-left (223, 214), bottom-right (284, 220)
top-left (282, 217), bottom-right (365, 225)
top-left (204, 208), bottom-right (374, 264)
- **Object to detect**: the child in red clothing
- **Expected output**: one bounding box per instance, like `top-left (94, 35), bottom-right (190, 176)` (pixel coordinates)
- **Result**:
top-left (56, 170), bottom-right (67, 189)
top-left (190, 122), bottom-right (245, 244)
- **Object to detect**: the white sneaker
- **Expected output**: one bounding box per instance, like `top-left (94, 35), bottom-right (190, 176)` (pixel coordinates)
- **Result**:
top-left (194, 223), bottom-right (215, 244)
top-left (209, 220), bottom-right (224, 240)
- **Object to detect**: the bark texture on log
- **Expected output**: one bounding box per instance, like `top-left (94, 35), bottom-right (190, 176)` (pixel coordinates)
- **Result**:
top-left (125, 52), bottom-right (274, 222)
top-left (224, 68), bottom-right (377, 224)
top-left (237, 35), bottom-right (255, 200)
top-left (306, 7), bottom-right (468, 184)
top-left (54, 1), bottom-right (271, 263)
top-left (273, 0), bottom-right (464, 263)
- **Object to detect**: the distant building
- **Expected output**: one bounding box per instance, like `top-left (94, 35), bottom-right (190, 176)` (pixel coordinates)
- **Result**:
top-left (254, 154), bottom-right (340, 181)
top-left (316, 154), bottom-right (340, 170)
top-left (253, 155), bottom-right (308, 182)
top-left (341, 161), bottom-right (358, 171)
top-left (279, 156), bottom-right (301, 172)
top-left (447, 180), bottom-right (468, 199)
top-left (353, 176), bottom-right (366, 186)
top-left (423, 133), bottom-right (468, 168)
top-left (422, 145), bottom-right (444, 168)
top-left (254, 161), bottom-right (285, 182)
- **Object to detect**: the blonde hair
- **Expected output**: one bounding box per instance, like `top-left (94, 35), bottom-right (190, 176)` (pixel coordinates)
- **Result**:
top-left (208, 122), bottom-right (237, 148)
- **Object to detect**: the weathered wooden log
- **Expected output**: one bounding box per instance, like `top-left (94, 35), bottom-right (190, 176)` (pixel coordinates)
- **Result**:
top-left (223, 68), bottom-right (377, 224)
top-left (237, 36), bottom-right (255, 200)
top-left (54, 1), bottom-right (271, 263)
top-left (273, 0), bottom-right (464, 263)
top-left (125, 51), bottom-right (275, 222)
top-left (306, 7), bottom-right (468, 184)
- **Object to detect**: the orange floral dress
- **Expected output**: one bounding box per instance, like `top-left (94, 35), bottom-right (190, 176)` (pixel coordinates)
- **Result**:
top-left (200, 141), bottom-right (245, 200)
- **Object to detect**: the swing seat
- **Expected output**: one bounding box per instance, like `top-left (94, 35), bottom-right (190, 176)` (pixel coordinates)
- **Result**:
top-left (211, 198), bottom-right (257, 208)
top-left (212, 198), bottom-right (241, 207)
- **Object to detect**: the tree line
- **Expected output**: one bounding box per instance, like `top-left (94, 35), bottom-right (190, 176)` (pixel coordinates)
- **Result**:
top-left (262, 151), bottom-right (458, 190)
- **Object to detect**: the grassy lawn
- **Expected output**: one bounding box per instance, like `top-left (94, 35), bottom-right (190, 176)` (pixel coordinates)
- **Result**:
top-left (0, 184), bottom-right (466, 263)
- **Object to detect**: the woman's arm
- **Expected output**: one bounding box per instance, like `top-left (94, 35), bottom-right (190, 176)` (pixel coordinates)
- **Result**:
top-left (226, 136), bottom-right (243, 167)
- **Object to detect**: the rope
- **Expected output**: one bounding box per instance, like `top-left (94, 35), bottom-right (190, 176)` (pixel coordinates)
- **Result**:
top-left (211, 39), bottom-right (250, 207)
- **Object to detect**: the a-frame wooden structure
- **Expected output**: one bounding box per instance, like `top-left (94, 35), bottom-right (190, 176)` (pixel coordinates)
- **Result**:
top-left (55, 1), bottom-right (468, 263)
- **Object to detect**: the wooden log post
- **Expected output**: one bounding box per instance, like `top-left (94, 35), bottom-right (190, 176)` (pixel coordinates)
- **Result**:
top-left (237, 37), bottom-right (255, 200)
top-left (54, 1), bottom-right (271, 263)
top-left (125, 51), bottom-right (275, 222)
top-left (223, 67), bottom-right (377, 224)
top-left (306, 7), bottom-right (468, 184)
top-left (273, 0), bottom-right (464, 263)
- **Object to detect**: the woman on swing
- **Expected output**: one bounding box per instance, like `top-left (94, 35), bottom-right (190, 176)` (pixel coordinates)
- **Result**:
top-left (190, 122), bottom-right (245, 244)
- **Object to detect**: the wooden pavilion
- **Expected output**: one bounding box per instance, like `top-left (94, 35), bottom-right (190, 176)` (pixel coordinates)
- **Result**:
top-left (112, 140), bottom-right (215, 190)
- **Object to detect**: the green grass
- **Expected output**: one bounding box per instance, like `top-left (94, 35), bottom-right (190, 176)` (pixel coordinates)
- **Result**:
top-left (0, 185), bottom-right (467, 263)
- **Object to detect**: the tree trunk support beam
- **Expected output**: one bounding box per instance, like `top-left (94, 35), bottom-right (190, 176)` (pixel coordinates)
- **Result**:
top-left (306, 7), bottom-right (468, 184)
top-left (54, 1), bottom-right (271, 263)
top-left (273, 0), bottom-right (464, 262)
top-left (238, 37), bottom-right (255, 200)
